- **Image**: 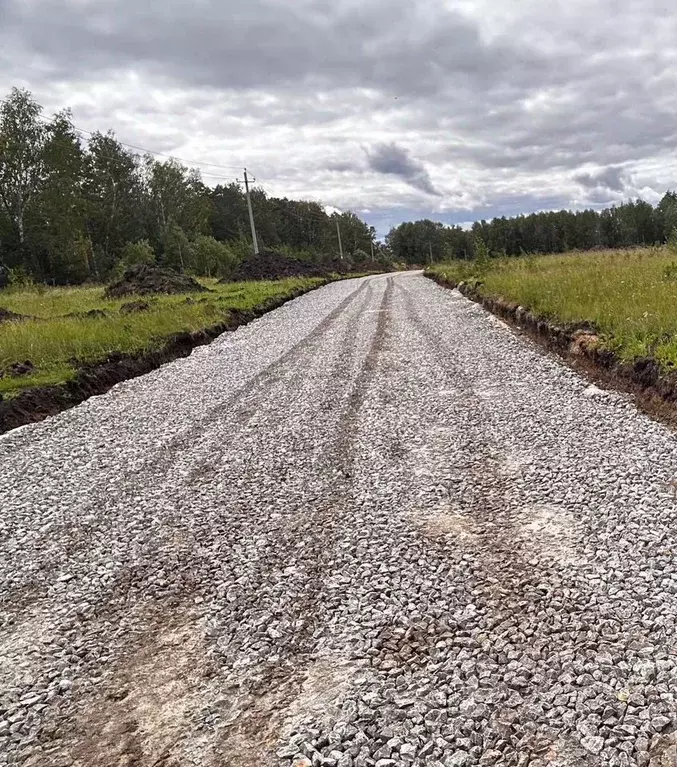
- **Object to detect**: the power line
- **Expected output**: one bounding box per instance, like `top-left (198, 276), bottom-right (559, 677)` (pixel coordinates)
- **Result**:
top-left (50, 133), bottom-right (242, 184)
top-left (251, 181), bottom-right (339, 225)
top-left (72, 127), bottom-right (245, 172)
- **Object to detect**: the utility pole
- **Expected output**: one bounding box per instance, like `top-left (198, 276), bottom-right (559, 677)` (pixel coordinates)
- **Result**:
top-left (336, 219), bottom-right (344, 261)
top-left (243, 168), bottom-right (259, 256)
top-left (370, 240), bottom-right (375, 262)
top-left (429, 242), bottom-right (433, 265)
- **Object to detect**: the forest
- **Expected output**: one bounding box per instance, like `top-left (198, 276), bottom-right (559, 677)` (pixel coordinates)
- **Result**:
top-left (387, 196), bottom-right (677, 264)
top-left (0, 88), bottom-right (379, 286)
top-left (5, 86), bottom-right (677, 285)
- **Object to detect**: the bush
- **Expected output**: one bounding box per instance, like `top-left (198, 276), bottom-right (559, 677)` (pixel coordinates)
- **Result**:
top-left (6, 266), bottom-right (35, 291)
top-left (163, 221), bottom-right (194, 272)
top-left (229, 238), bottom-right (256, 262)
top-left (192, 235), bottom-right (237, 278)
top-left (472, 236), bottom-right (493, 276)
top-left (662, 261), bottom-right (677, 282)
top-left (121, 239), bottom-right (156, 267)
top-left (668, 227), bottom-right (677, 255)
top-left (278, 244), bottom-right (316, 263)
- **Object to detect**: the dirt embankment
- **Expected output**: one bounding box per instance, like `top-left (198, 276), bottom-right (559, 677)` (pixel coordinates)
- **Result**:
top-left (106, 265), bottom-right (208, 298)
top-left (426, 270), bottom-right (677, 427)
top-left (0, 285), bottom-right (326, 435)
top-left (228, 250), bottom-right (328, 282)
top-left (228, 250), bottom-right (386, 282)
top-left (0, 307), bottom-right (31, 324)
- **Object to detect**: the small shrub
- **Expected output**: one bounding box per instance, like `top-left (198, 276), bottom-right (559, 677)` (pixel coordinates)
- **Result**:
top-left (230, 238), bottom-right (257, 262)
top-left (121, 239), bottom-right (156, 267)
top-left (192, 236), bottom-right (237, 278)
top-left (6, 266), bottom-right (35, 291)
top-left (662, 261), bottom-right (677, 282)
top-left (668, 227), bottom-right (677, 255)
top-left (163, 222), bottom-right (193, 272)
top-left (473, 236), bottom-right (493, 275)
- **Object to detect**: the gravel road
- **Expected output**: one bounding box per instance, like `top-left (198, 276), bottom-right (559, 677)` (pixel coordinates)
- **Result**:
top-left (2, 272), bottom-right (677, 767)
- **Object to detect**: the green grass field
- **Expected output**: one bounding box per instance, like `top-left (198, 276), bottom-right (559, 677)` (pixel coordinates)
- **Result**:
top-left (428, 247), bottom-right (677, 368)
top-left (0, 277), bottom-right (324, 396)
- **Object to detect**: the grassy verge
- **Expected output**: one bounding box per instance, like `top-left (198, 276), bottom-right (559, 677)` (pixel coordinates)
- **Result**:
top-left (0, 277), bottom-right (325, 397)
top-left (427, 247), bottom-right (677, 368)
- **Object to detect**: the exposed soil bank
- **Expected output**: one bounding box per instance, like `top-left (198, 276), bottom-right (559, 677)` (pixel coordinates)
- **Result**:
top-left (426, 270), bottom-right (677, 428)
top-left (0, 282), bottom-right (330, 434)
top-left (228, 249), bottom-right (330, 281)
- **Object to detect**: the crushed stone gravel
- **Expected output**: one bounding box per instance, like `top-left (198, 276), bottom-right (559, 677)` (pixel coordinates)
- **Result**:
top-left (2, 272), bottom-right (677, 767)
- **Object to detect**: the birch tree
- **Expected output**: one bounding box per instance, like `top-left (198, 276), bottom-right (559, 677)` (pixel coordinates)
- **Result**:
top-left (0, 88), bottom-right (48, 253)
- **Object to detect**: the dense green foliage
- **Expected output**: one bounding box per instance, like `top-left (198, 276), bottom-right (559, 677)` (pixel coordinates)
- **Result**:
top-left (428, 247), bottom-right (677, 367)
top-left (0, 88), bottom-right (380, 285)
top-left (388, 196), bottom-right (677, 264)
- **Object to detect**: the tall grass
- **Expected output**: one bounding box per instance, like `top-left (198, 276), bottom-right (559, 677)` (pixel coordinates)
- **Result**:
top-left (428, 247), bottom-right (677, 367)
top-left (0, 277), bottom-right (323, 396)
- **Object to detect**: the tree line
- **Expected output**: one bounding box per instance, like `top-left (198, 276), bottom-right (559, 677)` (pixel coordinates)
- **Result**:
top-left (0, 88), bottom-right (381, 285)
top-left (387, 195), bottom-right (677, 264)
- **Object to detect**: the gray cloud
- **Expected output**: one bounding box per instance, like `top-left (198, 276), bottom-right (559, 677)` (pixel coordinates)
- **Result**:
top-left (575, 166), bottom-right (628, 192)
top-left (0, 0), bottom-right (676, 230)
top-left (0, 0), bottom-right (543, 97)
top-left (326, 160), bottom-right (359, 173)
top-left (366, 143), bottom-right (441, 197)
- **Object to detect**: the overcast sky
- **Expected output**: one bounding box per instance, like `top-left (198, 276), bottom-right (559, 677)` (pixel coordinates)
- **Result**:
top-left (2, 0), bottom-right (676, 236)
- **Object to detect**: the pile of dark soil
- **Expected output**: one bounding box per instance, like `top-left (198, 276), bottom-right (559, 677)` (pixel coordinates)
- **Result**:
top-left (0, 360), bottom-right (34, 380)
top-left (352, 260), bottom-right (385, 274)
top-left (227, 250), bottom-right (327, 282)
top-left (9, 360), bottom-right (34, 377)
top-left (0, 308), bottom-right (30, 324)
top-left (325, 256), bottom-right (351, 275)
top-left (106, 265), bottom-right (207, 298)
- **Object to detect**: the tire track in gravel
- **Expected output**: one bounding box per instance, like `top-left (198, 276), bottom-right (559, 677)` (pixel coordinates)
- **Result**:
top-left (1, 277), bottom-right (375, 620)
top-left (395, 279), bottom-right (593, 588)
top-left (390, 280), bottom-right (644, 759)
top-left (273, 275), bottom-right (677, 767)
top-left (204, 278), bottom-right (396, 764)
top-left (0, 276), bottom-right (395, 767)
top-left (0, 281), bottom-right (376, 615)
top-left (211, 279), bottom-right (393, 662)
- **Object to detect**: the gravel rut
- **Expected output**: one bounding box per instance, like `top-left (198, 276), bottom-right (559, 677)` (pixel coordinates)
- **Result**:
top-left (2, 272), bottom-right (677, 767)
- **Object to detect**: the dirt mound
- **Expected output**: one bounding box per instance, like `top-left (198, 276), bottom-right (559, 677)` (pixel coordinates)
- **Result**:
top-left (0, 307), bottom-right (30, 324)
top-left (65, 309), bottom-right (109, 320)
top-left (327, 256), bottom-right (351, 275)
top-left (352, 260), bottom-right (385, 274)
top-left (227, 250), bottom-right (327, 282)
top-left (9, 360), bottom-right (34, 377)
top-left (106, 265), bottom-right (207, 298)
top-left (119, 300), bottom-right (151, 315)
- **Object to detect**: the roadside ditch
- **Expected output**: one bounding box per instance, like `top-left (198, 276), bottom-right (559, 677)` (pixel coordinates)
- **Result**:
top-left (426, 270), bottom-right (677, 429)
top-left (0, 283), bottom-right (328, 435)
